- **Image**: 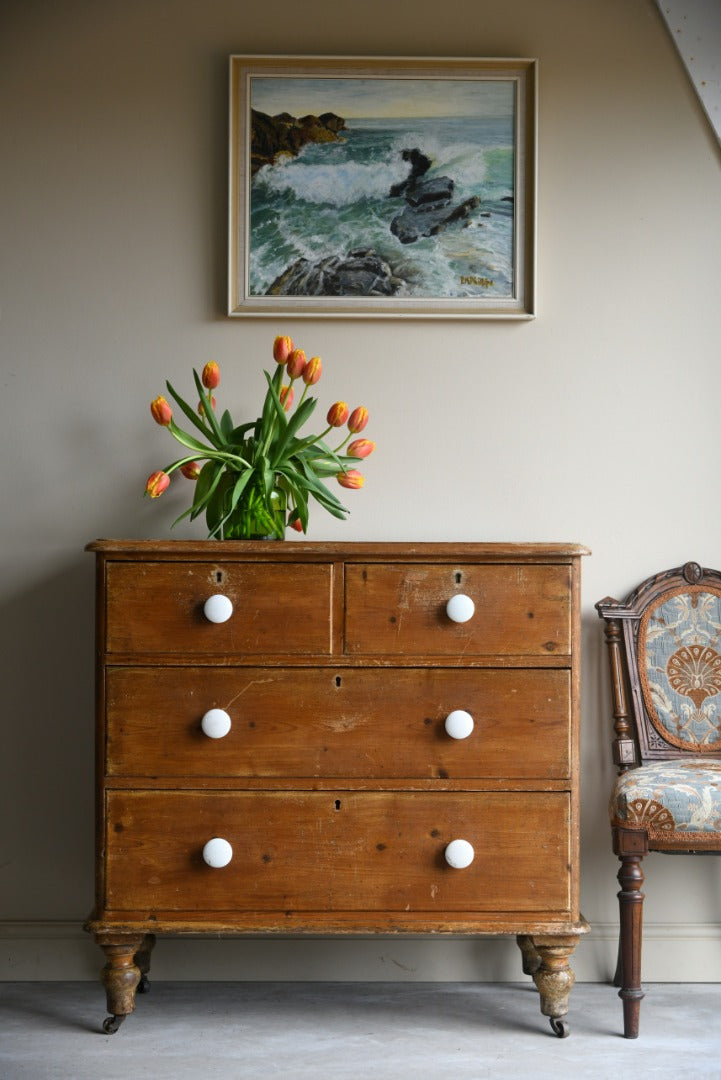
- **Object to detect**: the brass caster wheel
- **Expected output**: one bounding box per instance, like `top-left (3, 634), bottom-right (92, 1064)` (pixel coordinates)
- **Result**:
top-left (102, 1014), bottom-right (126, 1034)
top-left (549, 1017), bottom-right (569, 1038)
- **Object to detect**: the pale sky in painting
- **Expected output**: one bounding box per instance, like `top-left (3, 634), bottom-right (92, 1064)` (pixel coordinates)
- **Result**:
top-left (250, 77), bottom-right (515, 119)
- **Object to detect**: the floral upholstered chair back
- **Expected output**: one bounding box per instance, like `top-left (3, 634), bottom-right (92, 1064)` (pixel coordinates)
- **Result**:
top-left (598, 562), bottom-right (721, 851)
top-left (638, 579), bottom-right (721, 758)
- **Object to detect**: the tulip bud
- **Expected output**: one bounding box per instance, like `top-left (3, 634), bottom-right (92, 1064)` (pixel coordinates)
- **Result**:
top-left (145, 470), bottom-right (170, 498)
top-left (289, 516), bottom-right (304, 532)
top-left (202, 361), bottom-right (220, 389)
top-left (198, 396), bottom-right (216, 416)
top-left (279, 384), bottom-right (294, 411)
top-left (303, 356), bottom-right (322, 385)
top-left (150, 396), bottom-right (172, 426)
top-left (286, 348), bottom-right (307, 380)
top-left (273, 335), bottom-right (294, 365)
top-left (347, 406), bottom-right (368, 433)
top-left (180, 461), bottom-right (201, 480)
top-left (347, 438), bottom-right (375, 459)
top-left (337, 469), bottom-right (364, 489)
top-left (327, 401), bottom-right (349, 427)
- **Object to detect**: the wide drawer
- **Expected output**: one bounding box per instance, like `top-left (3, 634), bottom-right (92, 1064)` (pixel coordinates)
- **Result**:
top-left (344, 563), bottom-right (571, 656)
top-left (104, 561), bottom-right (332, 655)
top-left (104, 790), bottom-right (570, 913)
top-left (106, 666), bottom-right (570, 779)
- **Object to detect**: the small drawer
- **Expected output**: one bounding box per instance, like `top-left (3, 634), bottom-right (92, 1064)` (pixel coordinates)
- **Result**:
top-left (104, 790), bottom-right (570, 914)
top-left (344, 563), bottom-right (572, 657)
top-left (106, 667), bottom-right (570, 780)
top-left (104, 561), bottom-right (332, 655)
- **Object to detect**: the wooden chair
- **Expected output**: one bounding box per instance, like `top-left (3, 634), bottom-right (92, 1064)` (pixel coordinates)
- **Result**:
top-left (596, 561), bottom-right (721, 1038)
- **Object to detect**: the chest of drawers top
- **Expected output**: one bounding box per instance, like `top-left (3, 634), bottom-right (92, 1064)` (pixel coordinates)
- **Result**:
top-left (88, 539), bottom-right (588, 663)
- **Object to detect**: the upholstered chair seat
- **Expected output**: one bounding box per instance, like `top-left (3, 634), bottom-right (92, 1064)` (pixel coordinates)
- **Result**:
top-left (611, 759), bottom-right (721, 847)
top-left (597, 562), bottom-right (721, 1038)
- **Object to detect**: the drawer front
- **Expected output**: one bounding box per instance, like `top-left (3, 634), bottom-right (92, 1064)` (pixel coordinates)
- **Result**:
top-left (106, 667), bottom-right (570, 780)
top-left (104, 561), bottom-right (332, 655)
top-left (105, 791), bottom-right (570, 914)
top-left (344, 563), bottom-right (571, 657)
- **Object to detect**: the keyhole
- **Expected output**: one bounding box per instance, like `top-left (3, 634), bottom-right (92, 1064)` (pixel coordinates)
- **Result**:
top-left (215, 570), bottom-right (225, 585)
top-left (455, 572), bottom-right (462, 584)
top-left (335, 676), bottom-right (342, 688)
top-left (334, 799), bottom-right (341, 811)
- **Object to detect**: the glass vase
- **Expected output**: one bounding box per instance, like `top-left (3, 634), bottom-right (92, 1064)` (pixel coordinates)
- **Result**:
top-left (221, 480), bottom-right (287, 540)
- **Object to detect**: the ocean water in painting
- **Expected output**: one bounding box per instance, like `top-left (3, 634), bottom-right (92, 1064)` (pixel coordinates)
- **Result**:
top-left (249, 114), bottom-right (515, 299)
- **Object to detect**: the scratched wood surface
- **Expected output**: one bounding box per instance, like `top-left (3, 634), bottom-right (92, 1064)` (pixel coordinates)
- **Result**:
top-left (106, 666), bottom-right (570, 780)
top-left (344, 563), bottom-right (572, 657)
top-left (104, 789), bottom-right (571, 915)
top-left (104, 561), bottom-right (333, 655)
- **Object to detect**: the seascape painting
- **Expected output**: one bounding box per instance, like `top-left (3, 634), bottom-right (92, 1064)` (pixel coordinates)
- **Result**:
top-left (229, 58), bottom-right (536, 318)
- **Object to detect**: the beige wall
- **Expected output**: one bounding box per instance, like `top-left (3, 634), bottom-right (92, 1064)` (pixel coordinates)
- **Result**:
top-left (2, 0), bottom-right (721, 982)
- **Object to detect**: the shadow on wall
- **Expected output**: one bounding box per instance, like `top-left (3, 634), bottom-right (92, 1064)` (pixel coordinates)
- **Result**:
top-left (1, 557), bottom-right (97, 917)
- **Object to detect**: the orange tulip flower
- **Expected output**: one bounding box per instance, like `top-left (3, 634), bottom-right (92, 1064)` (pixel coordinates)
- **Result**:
top-left (145, 470), bottom-right (170, 498)
top-left (327, 401), bottom-right (349, 427)
top-left (273, 335), bottom-right (294, 365)
top-left (286, 348), bottom-right (307, 380)
top-left (150, 396), bottom-right (172, 426)
top-left (347, 406), bottom-right (368, 433)
top-left (202, 361), bottom-right (220, 389)
top-left (347, 438), bottom-right (375, 459)
top-left (303, 356), bottom-right (322, 385)
top-left (337, 469), bottom-right (364, 489)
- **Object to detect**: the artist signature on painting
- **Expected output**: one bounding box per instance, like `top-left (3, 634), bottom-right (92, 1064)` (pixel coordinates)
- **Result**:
top-left (460, 275), bottom-right (494, 288)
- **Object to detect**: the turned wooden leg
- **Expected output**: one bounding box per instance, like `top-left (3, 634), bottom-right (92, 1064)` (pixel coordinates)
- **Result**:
top-left (134, 933), bottom-right (157, 993)
top-left (530, 934), bottom-right (580, 1038)
top-left (613, 933), bottom-right (623, 988)
top-left (613, 826), bottom-right (647, 1038)
top-left (516, 934), bottom-right (541, 976)
top-left (616, 852), bottom-right (645, 1038)
top-left (96, 933), bottom-right (145, 1033)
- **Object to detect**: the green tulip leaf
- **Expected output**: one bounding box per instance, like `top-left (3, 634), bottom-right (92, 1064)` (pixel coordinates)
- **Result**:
top-left (220, 409), bottom-right (235, 440)
top-left (165, 380), bottom-right (221, 449)
top-left (166, 421), bottom-right (218, 456)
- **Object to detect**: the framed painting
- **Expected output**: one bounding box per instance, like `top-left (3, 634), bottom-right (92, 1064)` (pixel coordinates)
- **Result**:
top-left (229, 55), bottom-right (537, 319)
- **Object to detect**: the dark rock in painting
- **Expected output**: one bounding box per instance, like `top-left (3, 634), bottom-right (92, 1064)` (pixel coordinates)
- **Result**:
top-left (388, 147), bottom-right (482, 244)
top-left (250, 109), bottom-right (347, 175)
top-left (389, 148), bottom-right (432, 197)
top-left (267, 249), bottom-right (403, 297)
top-left (405, 175), bottom-right (455, 207)
top-left (391, 194), bottom-right (481, 245)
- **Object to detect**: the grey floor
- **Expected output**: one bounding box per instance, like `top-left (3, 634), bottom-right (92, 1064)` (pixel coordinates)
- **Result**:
top-left (1, 981), bottom-right (720, 1079)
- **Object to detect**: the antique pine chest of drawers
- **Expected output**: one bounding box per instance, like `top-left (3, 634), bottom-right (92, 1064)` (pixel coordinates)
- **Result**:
top-left (85, 540), bottom-right (589, 1036)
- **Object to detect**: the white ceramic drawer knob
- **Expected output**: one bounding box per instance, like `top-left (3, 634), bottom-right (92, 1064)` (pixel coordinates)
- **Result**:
top-left (201, 708), bottom-right (232, 739)
top-left (446, 594), bottom-right (475, 623)
top-left (444, 839), bottom-right (475, 869)
top-left (202, 837), bottom-right (233, 868)
top-left (444, 709), bottom-right (475, 740)
top-left (203, 593), bottom-right (233, 624)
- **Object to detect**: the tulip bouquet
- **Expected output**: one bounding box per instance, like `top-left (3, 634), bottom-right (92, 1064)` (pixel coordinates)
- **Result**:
top-left (145, 337), bottom-right (375, 539)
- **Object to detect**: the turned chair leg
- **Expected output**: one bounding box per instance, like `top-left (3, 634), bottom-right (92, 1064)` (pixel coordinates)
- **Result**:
top-left (616, 852), bottom-right (645, 1038)
top-left (613, 934), bottom-right (623, 988)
